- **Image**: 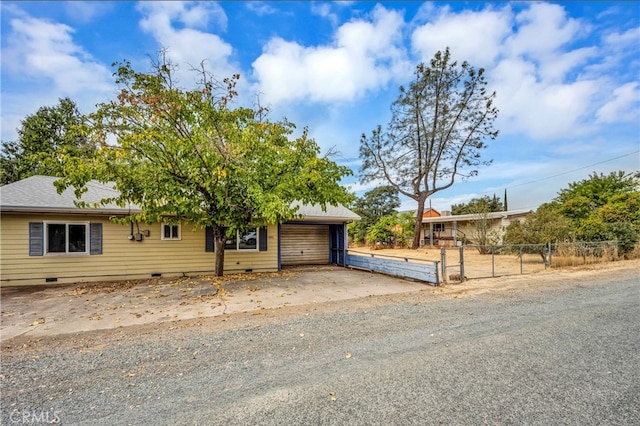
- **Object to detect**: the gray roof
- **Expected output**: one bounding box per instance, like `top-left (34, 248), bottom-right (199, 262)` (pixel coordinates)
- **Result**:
top-left (1, 176), bottom-right (360, 222)
top-left (0, 175), bottom-right (136, 214)
top-left (421, 209), bottom-right (532, 223)
top-left (291, 201), bottom-right (361, 222)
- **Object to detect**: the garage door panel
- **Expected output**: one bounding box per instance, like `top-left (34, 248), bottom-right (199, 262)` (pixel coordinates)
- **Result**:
top-left (281, 225), bottom-right (329, 265)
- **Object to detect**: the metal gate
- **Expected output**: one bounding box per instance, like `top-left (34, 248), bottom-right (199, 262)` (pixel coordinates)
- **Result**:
top-left (346, 250), bottom-right (439, 285)
top-left (439, 247), bottom-right (465, 283)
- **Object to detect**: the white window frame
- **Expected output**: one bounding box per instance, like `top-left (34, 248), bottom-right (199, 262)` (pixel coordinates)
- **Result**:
top-left (43, 221), bottom-right (90, 255)
top-left (161, 223), bottom-right (181, 240)
top-left (225, 228), bottom-right (258, 251)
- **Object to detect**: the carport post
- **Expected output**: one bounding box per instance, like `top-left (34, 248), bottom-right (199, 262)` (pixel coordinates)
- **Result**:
top-left (440, 248), bottom-right (447, 284)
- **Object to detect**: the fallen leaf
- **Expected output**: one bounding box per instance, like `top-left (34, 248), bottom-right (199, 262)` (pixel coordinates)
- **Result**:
top-left (345, 353), bottom-right (352, 359)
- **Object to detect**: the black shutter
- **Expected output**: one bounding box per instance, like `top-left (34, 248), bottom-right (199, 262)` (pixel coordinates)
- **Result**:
top-left (259, 226), bottom-right (267, 251)
top-left (205, 226), bottom-right (214, 252)
top-left (29, 222), bottom-right (44, 256)
top-left (90, 223), bottom-right (102, 255)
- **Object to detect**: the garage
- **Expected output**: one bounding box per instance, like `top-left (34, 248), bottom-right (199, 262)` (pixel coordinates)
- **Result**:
top-left (280, 224), bottom-right (330, 266)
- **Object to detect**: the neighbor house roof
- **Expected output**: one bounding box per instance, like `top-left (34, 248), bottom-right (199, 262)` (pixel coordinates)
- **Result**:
top-left (0, 175), bottom-right (137, 215)
top-left (421, 209), bottom-right (532, 223)
top-left (1, 176), bottom-right (360, 222)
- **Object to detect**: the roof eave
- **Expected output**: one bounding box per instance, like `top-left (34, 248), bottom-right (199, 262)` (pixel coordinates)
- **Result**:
top-left (0, 206), bottom-right (141, 216)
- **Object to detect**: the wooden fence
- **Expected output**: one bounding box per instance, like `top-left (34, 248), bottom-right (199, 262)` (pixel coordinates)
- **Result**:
top-left (346, 250), bottom-right (439, 285)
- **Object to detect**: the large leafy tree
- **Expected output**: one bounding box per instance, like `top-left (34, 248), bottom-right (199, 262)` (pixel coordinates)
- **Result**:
top-left (504, 171), bottom-right (640, 257)
top-left (359, 48), bottom-right (499, 249)
top-left (1, 98), bottom-right (93, 184)
top-left (57, 56), bottom-right (352, 275)
top-left (349, 185), bottom-right (400, 243)
top-left (451, 195), bottom-right (503, 215)
top-left (503, 204), bottom-right (573, 262)
top-left (551, 171), bottom-right (640, 255)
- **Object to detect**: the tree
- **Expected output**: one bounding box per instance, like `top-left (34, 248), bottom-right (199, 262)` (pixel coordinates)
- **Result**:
top-left (551, 171), bottom-right (640, 256)
top-left (451, 195), bottom-right (502, 215)
top-left (349, 185), bottom-right (400, 244)
top-left (57, 56), bottom-right (352, 276)
top-left (1, 98), bottom-right (93, 184)
top-left (503, 204), bottom-right (573, 262)
top-left (366, 214), bottom-right (400, 248)
top-left (359, 48), bottom-right (498, 249)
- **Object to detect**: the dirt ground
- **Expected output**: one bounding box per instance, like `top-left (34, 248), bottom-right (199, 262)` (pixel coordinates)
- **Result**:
top-left (2, 257), bottom-right (638, 351)
top-left (348, 246), bottom-right (619, 279)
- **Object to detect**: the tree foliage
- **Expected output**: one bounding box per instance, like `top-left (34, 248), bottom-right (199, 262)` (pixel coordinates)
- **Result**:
top-left (56, 55), bottom-right (353, 275)
top-left (503, 203), bottom-right (573, 261)
top-left (349, 185), bottom-right (400, 244)
top-left (554, 171), bottom-right (640, 255)
top-left (504, 171), bottom-right (640, 257)
top-left (451, 195), bottom-right (503, 215)
top-left (359, 48), bottom-right (498, 249)
top-left (1, 98), bottom-right (93, 184)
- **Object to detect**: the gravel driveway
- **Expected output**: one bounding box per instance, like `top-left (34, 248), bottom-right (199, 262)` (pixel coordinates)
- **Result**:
top-left (1, 261), bottom-right (639, 425)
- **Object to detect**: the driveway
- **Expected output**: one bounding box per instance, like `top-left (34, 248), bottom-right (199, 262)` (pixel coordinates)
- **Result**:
top-left (1, 261), bottom-right (638, 425)
top-left (1, 266), bottom-right (430, 341)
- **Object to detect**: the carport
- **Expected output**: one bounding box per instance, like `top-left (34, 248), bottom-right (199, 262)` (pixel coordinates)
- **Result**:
top-left (278, 203), bottom-right (359, 269)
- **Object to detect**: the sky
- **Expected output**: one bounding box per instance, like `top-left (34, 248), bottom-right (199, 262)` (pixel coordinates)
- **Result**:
top-left (1, 1), bottom-right (639, 212)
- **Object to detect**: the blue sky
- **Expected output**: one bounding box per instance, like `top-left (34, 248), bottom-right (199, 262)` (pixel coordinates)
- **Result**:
top-left (2, 1), bottom-right (639, 212)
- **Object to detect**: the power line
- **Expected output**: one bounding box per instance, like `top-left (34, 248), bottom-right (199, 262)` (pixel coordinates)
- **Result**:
top-left (505, 150), bottom-right (639, 190)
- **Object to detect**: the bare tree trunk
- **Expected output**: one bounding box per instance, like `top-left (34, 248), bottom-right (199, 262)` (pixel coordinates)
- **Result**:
top-left (411, 198), bottom-right (426, 249)
top-left (213, 227), bottom-right (226, 277)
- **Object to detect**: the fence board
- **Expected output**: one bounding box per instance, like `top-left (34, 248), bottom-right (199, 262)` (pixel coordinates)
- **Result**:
top-left (346, 252), bottom-right (439, 284)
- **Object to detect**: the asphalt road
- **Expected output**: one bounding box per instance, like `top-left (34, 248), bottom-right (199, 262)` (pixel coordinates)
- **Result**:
top-left (2, 266), bottom-right (639, 425)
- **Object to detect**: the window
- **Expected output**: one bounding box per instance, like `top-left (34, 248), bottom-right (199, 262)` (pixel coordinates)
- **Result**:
top-left (29, 222), bottom-right (102, 256)
top-left (434, 223), bottom-right (445, 232)
top-left (225, 228), bottom-right (258, 250)
top-left (205, 226), bottom-right (267, 252)
top-left (161, 223), bottom-right (181, 240)
top-left (45, 222), bottom-right (88, 254)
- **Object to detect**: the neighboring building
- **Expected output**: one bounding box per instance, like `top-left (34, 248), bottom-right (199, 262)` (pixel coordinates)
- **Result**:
top-left (420, 208), bottom-right (532, 246)
top-left (0, 176), bottom-right (359, 286)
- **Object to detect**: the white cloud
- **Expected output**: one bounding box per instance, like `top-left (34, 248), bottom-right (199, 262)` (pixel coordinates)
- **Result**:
top-left (251, 5), bottom-right (410, 106)
top-left (0, 11), bottom-right (114, 140)
top-left (2, 16), bottom-right (112, 93)
top-left (506, 2), bottom-right (583, 59)
top-left (596, 82), bottom-right (640, 123)
top-left (64, 1), bottom-right (113, 24)
top-left (411, 6), bottom-right (512, 68)
top-left (311, 3), bottom-right (338, 27)
top-left (245, 2), bottom-right (279, 17)
top-left (136, 1), bottom-right (237, 84)
top-left (137, 1), bottom-right (227, 31)
top-left (492, 57), bottom-right (599, 139)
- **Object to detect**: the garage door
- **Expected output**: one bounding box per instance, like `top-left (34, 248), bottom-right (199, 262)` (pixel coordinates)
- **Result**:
top-left (280, 224), bottom-right (330, 266)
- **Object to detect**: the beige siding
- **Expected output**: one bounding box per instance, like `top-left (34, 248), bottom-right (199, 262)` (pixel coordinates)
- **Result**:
top-left (280, 224), bottom-right (329, 265)
top-left (0, 213), bottom-right (278, 286)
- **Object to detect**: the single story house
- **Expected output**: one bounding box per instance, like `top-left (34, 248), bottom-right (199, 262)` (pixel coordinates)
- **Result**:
top-left (0, 176), bottom-right (359, 286)
top-left (420, 208), bottom-right (532, 246)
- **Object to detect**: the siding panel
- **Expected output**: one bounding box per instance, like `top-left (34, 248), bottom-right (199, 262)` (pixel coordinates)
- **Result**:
top-left (1, 214), bottom-right (278, 286)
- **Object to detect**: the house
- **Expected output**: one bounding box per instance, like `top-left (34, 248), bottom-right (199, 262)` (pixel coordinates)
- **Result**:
top-left (420, 208), bottom-right (532, 246)
top-left (0, 176), bottom-right (359, 286)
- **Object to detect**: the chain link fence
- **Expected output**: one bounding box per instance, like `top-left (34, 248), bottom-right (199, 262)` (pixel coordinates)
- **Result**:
top-left (451, 241), bottom-right (620, 280)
